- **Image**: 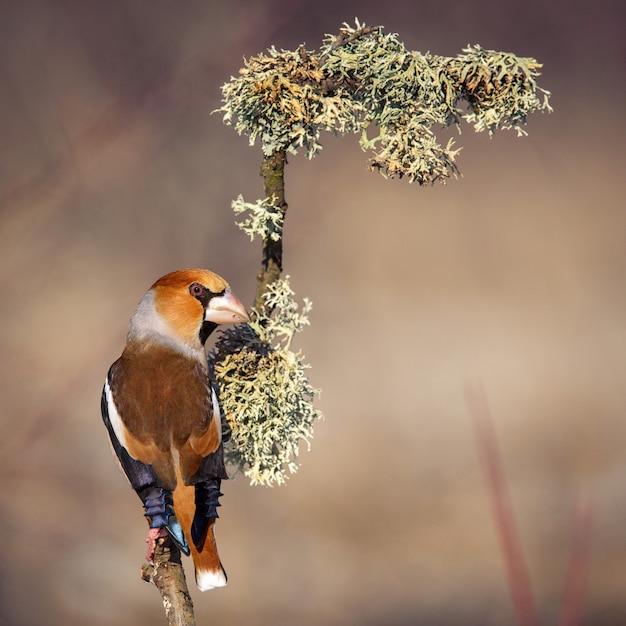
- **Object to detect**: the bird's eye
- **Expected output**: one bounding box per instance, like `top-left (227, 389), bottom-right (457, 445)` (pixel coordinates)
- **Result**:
top-left (190, 283), bottom-right (204, 297)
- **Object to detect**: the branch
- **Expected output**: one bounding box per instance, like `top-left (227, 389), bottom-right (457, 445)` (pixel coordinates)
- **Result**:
top-left (141, 536), bottom-right (196, 626)
top-left (255, 149), bottom-right (287, 310)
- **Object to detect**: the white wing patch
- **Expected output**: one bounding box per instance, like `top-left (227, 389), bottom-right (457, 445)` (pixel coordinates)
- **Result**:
top-left (211, 386), bottom-right (222, 445)
top-left (104, 378), bottom-right (130, 452)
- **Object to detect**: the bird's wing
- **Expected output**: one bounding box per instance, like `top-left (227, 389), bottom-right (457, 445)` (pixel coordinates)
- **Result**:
top-left (100, 377), bottom-right (160, 491)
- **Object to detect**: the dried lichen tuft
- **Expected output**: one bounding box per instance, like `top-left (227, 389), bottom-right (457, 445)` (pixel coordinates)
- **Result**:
top-left (209, 278), bottom-right (321, 486)
top-left (218, 44), bottom-right (361, 159)
top-left (446, 44), bottom-right (553, 136)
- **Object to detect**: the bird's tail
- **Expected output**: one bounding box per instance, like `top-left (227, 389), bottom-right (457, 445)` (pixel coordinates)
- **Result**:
top-left (173, 479), bottom-right (227, 591)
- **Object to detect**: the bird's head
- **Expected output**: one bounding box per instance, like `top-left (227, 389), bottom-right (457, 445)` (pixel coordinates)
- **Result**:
top-left (127, 268), bottom-right (249, 356)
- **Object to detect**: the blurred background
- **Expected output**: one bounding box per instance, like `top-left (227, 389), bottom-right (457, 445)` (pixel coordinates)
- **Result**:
top-left (1, 1), bottom-right (625, 624)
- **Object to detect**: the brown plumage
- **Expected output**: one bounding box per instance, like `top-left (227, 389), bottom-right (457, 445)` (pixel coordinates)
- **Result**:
top-left (101, 268), bottom-right (249, 591)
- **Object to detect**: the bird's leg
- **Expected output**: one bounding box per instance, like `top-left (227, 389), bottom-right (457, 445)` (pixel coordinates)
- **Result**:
top-left (191, 478), bottom-right (223, 550)
top-left (139, 486), bottom-right (190, 557)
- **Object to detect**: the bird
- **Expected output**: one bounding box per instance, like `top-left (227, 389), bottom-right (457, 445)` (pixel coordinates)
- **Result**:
top-left (100, 268), bottom-right (249, 591)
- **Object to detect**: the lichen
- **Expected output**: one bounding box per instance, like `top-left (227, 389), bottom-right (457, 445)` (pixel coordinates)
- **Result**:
top-left (231, 195), bottom-right (284, 242)
top-left (217, 18), bottom-right (552, 184)
top-left (210, 277), bottom-right (321, 486)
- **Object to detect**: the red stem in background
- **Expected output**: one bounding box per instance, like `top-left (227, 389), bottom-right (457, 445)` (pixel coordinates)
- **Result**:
top-left (465, 383), bottom-right (540, 626)
top-left (558, 489), bottom-right (593, 626)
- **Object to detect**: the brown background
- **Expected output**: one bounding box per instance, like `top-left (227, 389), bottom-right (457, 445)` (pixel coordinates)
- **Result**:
top-left (1, 1), bottom-right (625, 624)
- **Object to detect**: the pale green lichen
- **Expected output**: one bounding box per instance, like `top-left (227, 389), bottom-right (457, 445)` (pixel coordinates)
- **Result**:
top-left (218, 18), bottom-right (552, 184)
top-left (232, 195), bottom-right (284, 242)
top-left (209, 278), bottom-right (321, 486)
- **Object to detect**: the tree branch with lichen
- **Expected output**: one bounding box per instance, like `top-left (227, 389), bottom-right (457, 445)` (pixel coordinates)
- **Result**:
top-left (210, 17), bottom-right (551, 488)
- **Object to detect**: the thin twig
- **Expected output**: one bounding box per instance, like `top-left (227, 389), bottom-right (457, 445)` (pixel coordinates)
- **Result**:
top-left (318, 24), bottom-right (381, 66)
top-left (327, 24), bottom-right (380, 52)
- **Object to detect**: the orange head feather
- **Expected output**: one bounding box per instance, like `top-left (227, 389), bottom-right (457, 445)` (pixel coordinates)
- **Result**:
top-left (127, 268), bottom-right (249, 356)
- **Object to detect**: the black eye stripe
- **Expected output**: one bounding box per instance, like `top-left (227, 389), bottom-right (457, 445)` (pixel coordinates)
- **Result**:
top-left (189, 282), bottom-right (225, 307)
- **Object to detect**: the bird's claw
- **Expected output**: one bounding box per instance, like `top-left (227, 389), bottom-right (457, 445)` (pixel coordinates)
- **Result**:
top-left (141, 486), bottom-right (190, 556)
top-left (164, 504), bottom-right (190, 556)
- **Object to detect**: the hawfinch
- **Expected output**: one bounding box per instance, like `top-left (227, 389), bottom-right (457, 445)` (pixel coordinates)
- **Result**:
top-left (100, 269), bottom-right (249, 591)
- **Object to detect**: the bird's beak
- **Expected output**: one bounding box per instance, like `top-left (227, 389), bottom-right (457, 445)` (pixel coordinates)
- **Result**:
top-left (205, 289), bottom-right (250, 325)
